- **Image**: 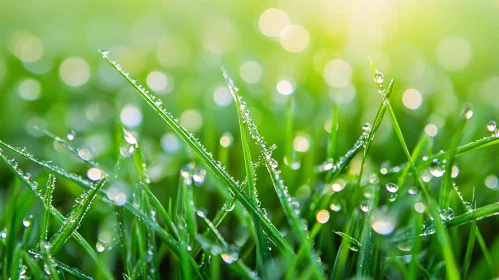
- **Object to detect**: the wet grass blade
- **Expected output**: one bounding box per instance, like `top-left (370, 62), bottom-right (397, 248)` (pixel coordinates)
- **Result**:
top-left (385, 102), bottom-right (460, 280)
top-left (49, 178), bottom-right (107, 254)
top-left (40, 174), bottom-right (55, 244)
top-left (0, 150), bottom-right (114, 279)
top-left (226, 69), bottom-right (272, 272)
top-left (440, 104), bottom-right (471, 210)
top-left (357, 186), bottom-right (379, 277)
top-left (222, 69), bottom-right (323, 278)
top-left (34, 126), bottom-right (100, 168)
top-left (100, 50), bottom-right (291, 254)
top-left (398, 135), bottom-right (428, 188)
top-left (21, 251), bottom-right (43, 280)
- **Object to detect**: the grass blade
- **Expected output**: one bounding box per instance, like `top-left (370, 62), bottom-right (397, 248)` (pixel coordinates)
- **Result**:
top-left (40, 174), bottom-right (55, 244)
top-left (49, 178), bottom-right (107, 254)
top-left (100, 50), bottom-right (292, 254)
top-left (385, 102), bottom-right (460, 279)
top-left (222, 69), bottom-right (323, 278)
top-left (439, 104), bottom-right (471, 210)
top-left (225, 68), bottom-right (272, 272)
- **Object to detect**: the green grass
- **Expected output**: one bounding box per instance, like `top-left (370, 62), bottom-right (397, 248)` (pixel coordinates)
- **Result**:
top-left (2, 52), bottom-right (499, 279)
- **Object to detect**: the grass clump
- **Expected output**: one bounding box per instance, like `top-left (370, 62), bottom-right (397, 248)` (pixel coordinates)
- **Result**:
top-left (1, 50), bottom-right (499, 280)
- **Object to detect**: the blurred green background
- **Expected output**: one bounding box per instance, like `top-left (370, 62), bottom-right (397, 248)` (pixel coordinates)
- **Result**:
top-left (2, 0), bottom-right (499, 276)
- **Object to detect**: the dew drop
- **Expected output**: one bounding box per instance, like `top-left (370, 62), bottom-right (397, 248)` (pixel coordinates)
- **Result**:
top-left (192, 166), bottom-right (207, 187)
top-left (96, 242), bottom-right (105, 252)
top-left (385, 183), bottom-right (399, 193)
top-left (223, 202), bottom-right (235, 212)
top-left (408, 186), bottom-right (419, 195)
top-left (464, 201), bottom-right (474, 212)
top-left (360, 201), bottom-right (371, 213)
top-left (123, 129), bottom-right (137, 145)
top-left (120, 144), bottom-right (135, 158)
top-left (99, 49), bottom-right (110, 58)
top-left (329, 201), bottom-right (341, 212)
top-left (66, 130), bottom-right (76, 141)
top-left (362, 122), bottom-right (372, 133)
top-left (439, 207), bottom-right (454, 221)
top-left (87, 168), bottom-right (104, 181)
top-left (23, 215), bottom-right (33, 227)
top-left (374, 70), bottom-right (384, 84)
top-left (487, 121), bottom-right (497, 132)
top-left (429, 159), bottom-right (445, 177)
top-left (1, 228), bottom-right (7, 240)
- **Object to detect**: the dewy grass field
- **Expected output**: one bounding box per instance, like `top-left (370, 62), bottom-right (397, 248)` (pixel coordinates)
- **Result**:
top-left (2, 1), bottom-right (499, 279)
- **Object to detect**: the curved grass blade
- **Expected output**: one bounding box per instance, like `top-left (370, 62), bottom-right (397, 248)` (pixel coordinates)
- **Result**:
top-left (99, 50), bottom-right (292, 254)
top-left (385, 102), bottom-right (460, 280)
top-left (222, 70), bottom-right (323, 278)
top-left (29, 250), bottom-right (94, 280)
top-left (49, 178), bottom-right (107, 254)
top-left (0, 150), bottom-right (114, 280)
top-left (225, 69), bottom-right (272, 272)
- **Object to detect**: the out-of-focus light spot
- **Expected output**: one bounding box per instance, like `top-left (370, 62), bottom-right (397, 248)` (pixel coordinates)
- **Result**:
top-left (329, 84), bottom-right (356, 104)
top-left (157, 37), bottom-right (191, 68)
top-left (316, 210), bottom-right (330, 224)
top-left (107, 182), bottom-right (128, 206)
top-left (485, 175), bottom-right (498, 189)
top-left (424, 124), bottom-right (438, 137)
top-left (437, 37), bottom-right (472, 71)
top-left (402, 89), bottom-right (423, 110)
top-left (180, 109), bottom-right (203, 132)
top-left (87, 168), bottom-right (104, 182)
top-left (161, 133), bottom-right (181, 152)
top-left (414, 202), bottom-right (425, 213)
top-left (259, 8), bottom-right (290, 38)
top-left (18, 78), bottom-right (41, 100)
top-left (9, 32), bottom-right (44, 63)
top-left (323, 59), bottom-right (352, 88)
top-left (293, 135), bottom-right (310, 152)
top-left (239, 61), bottom-right (263, 84)
top-left (276, 78), bottom-right (295, 95)
top-left (120, 104), bottom-right (142, 128)
top-left (213, 86), bottom-right (232, 106)
top-left (220, 132), bottom-right (234, 148)
top-left (280, 25), bottom-right (309, 53)
top-left (78, 148), bottom-right (94, 161)
top-left (371, 212), bottom-right (395, 235)
top-left (59, 57), bottom-right (90, 87)
top-left (146, 71), bottom-right (168, 92)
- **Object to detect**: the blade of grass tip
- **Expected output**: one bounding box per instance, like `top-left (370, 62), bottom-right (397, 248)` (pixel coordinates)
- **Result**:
top-left (21, 251), bottom-right (43, 280)
top-left (225, 69), bottom-right (272, 273)
top-left (49, 178), bottom-right (107, 255)
top-left (440, 104), bottom-right (472, 211)
top-left (40, 175), bottom-right (55, 245)
top-left (221, 69), bottom-right (323, 278)
top-left (100, 50), bottom-right (291, 255)
top-left (140, 183), bottom-right (179, 240)
top-left (34, 126), bottom-right (100, 168)
top-left (196, 212), bottom-right (258, 280)
top-left (0, 149), bottom-right (114, 280)
top-left (462, 190), bottom-right (476, 279)
top-left (385, 102), bottom-right (460, 280)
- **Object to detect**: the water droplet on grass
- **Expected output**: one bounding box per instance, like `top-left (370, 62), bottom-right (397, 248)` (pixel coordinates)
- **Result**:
top-left (330, 201), bottom-right (341, 212)
top-left (360, 201), bottom-right (371, 213)
top-left (87, 168), bottom-right (104, 181)
top-left (429, 159), bottom-right (445, 177)
top-left (120, 144), bottom-right (135, 157)
top-left (66, 130), bottom-right (76, 141)
top-left (487, 120), bottom-right (497, 132)
top-left (385, 183), bottom-right (399, 193)
top-left (439, 207), bottom-right (454, 221)
top-left (374, 70), bottom-right (384, 84)
top-left (23, 215), bottom-right (33, 227)
top-left (123, 129), bottom-right (137, 145)
top-left (408, 186), bottom-right (418, 195)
